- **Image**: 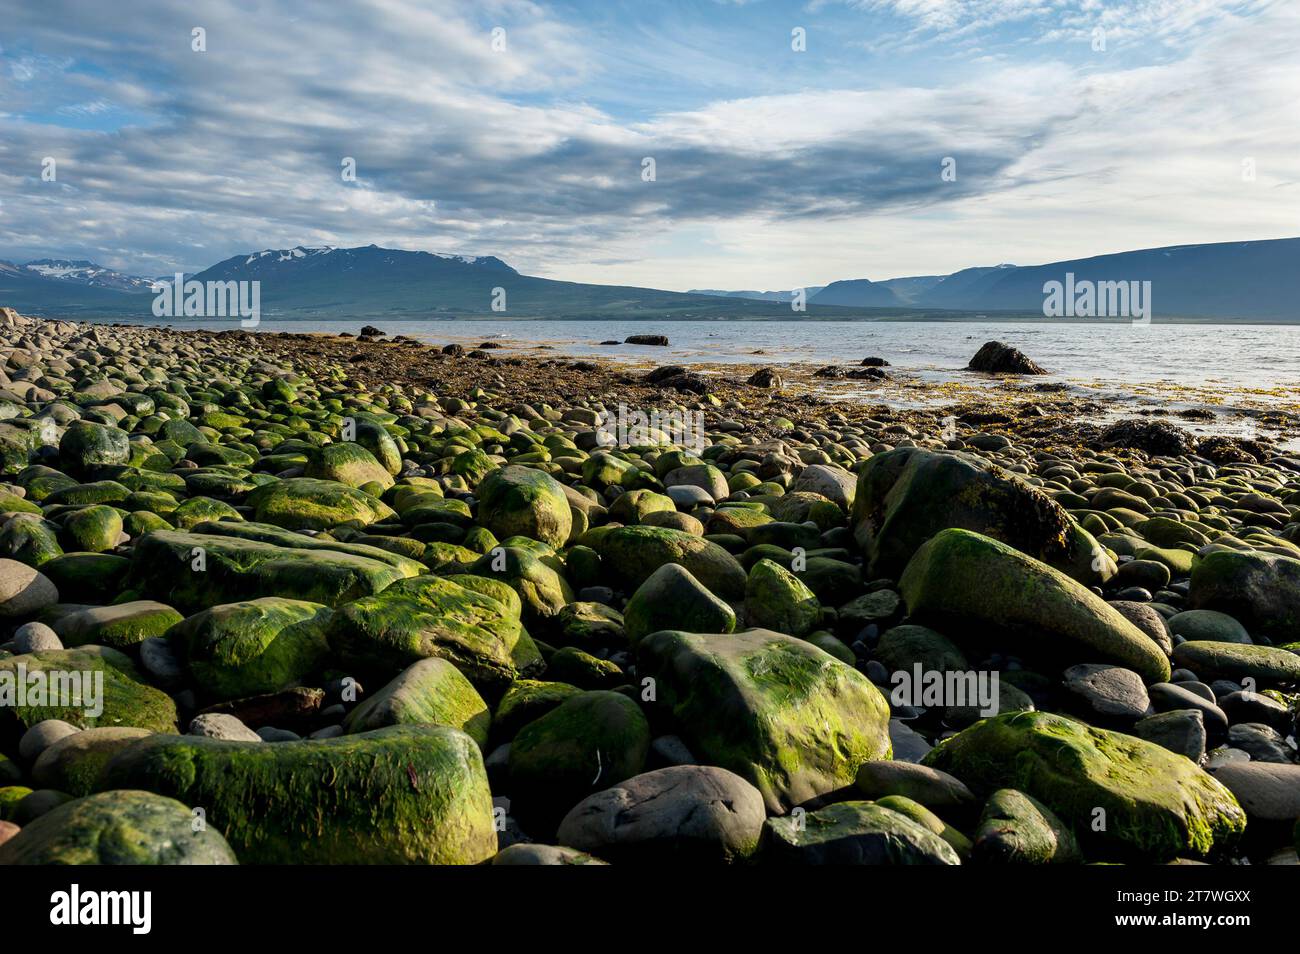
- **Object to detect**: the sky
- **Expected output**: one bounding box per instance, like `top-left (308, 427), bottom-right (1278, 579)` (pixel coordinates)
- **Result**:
top-left (0, 0), bottom-right (1296, 290)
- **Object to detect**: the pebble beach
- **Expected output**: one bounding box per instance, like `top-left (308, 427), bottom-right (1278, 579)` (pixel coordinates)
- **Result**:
top-left (0, 307), bottom-right (1297, 866)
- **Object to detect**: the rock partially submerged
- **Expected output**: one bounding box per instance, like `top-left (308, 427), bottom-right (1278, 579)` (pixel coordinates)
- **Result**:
top-left (967, 340), bottom-right (1046, 374)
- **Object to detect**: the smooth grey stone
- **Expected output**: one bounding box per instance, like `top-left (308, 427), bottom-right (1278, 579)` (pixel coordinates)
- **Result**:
top-left (12, 621), bottom-right (61, 653)
top-left (189, 713), bottom-right (261, 742)
top-left (1063, 664), bottom-right (1150, 721)
top-left (18, 719), bottom-right (78, 762)
top-left (1134, 709), bottom-right (1206, 762)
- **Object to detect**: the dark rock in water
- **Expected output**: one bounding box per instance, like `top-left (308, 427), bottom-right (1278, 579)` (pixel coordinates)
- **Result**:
top-left (860, 356), bottom-right (890, 367)
top-left (599, 340), bottom-right (620, 345)
top-left (359, 325), bottom-right (385, 337)
top-left (746, 368), bottom-right (783, 388)
top-left (967, 341), bottom-right (1046, 375)
top-left (847, 367), bottom-right (888, 380)
top-left (478, 341), bottom-right (504, 349)
top-left (625, 334), bottom-right (669, 346)
top-left (1100, 419), bottom-right (1196, 456)
top-left (442, 343), bottom-right (465, 356)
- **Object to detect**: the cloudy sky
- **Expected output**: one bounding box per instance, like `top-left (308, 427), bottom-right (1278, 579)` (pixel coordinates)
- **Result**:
top-left (0, 0), bottom-right (1296, 290)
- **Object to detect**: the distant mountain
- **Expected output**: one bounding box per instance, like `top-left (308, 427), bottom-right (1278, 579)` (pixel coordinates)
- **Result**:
top-left (0, 259), bottom-right (151, 314)
top-left (810, 278), bottom-right (902, 307)
top-left (794, 239), bottom-right (1299, 320)
top-left (4, 237), bottom-right (1297, 322)
top-left (689, 287), bottom-right (825, 302)
top-left (918, 241), bottom-right (1298, 320)
top-left (185, 245), bottom-right (856, 319)
top-left (22, 259), bottom-right (157, 292)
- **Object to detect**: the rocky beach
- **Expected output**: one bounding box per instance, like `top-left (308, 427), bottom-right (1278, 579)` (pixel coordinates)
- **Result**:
top-left (0, 306), bottom-right (1296, 866)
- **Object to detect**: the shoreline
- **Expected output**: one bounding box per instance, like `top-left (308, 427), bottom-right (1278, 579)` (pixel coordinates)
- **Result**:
top-left (0, 307), bottom-right (1296, 867)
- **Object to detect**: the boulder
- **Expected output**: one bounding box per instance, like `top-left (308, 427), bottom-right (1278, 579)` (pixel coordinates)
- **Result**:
top-left (101, 726), bottom-right (496, 864)
top-left (852, 448), bottom-right (1109, 585)
top-left (344, 658), bottom-right (491, 748)
top-left (637, 628), bottom-right (892, 812)
top-left (556, 765), bottom-right (765, 864)
top-left (325, 575), bottom-right (531, 690)
top-left (476, 465), bottom-right (573, 549)
top-left (899, 529), bottom-right (1170, 683)
top-left (923, 711), bottom-right (1245, 861)
top-left (169, 597), bottom-right (333, 702)
top-left (0, 790), bottom-right (237, 865)
top-left (762, 801), bottom-right (960, 865)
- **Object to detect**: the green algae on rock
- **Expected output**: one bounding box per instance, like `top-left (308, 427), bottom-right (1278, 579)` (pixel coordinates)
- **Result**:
top-left (169, 597), bottom-right (333, 702)
top-left (344, 657), bottom-right (491, 747)
top-left (246, 477), bottom-right (396, 530)
top-left (622, 563), bottom-right (736, 645)
top-left (762, 800), bottom-right (960, 865)
top-left (584, 524), bottom-right (747, 600)
top-left (508, 689), bottom-right (650, 829)
top-left (0, 789), bottom-right (238, 865)
top-left (922, 711), bottom-right (1245, 862)
top-left (325, 574), bottom-right (531, 690)
top-left (129, 529), bottom-right (418, 611)
top-left (100, 725), bottom-right (496, 864)
top-left (636, 628), bottom-right (891, 813)
top-left (900, 528), bottom-right (1171, 683)
top-left (0, 647), bottom-right (178, 741)
top-left (476, 464), bottom-right (573, 549)
top-left (852, 447), bottom-right (1112, 586)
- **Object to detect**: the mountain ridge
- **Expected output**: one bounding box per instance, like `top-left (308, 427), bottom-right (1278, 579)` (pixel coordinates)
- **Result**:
top-left (2, 236), bottom-right (1297, 321)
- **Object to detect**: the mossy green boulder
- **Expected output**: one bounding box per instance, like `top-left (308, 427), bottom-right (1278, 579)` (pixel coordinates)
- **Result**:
top-left (922, 711), bottom-right (1245, 861)
top-left (62, 505), bottom-right (123, 552)
top-left (100, 726), bottom-right (496, 864)
top-left (0, 515), bottom-right (64, 566)
top-left (130, 529), bottom-right (418, 611)
top-left (304, 442), bottom-right (395, 490)
top-left (1170, 640), bottom-right (1300, 686)
top-left (31, 727), bottom-right (154, 796)
top-left (745, 558), bottom-right (820, 637)
top-left (0, 790), bottom-right (237, 865)
top-left (492, 679), bottom-right (582, 741)
top-left (623, 563), bottom-right (736, 645)
top-left (1189, 549), bottom-right (1300, 644)
top-left (636, 628), bottom-right (892, 812)
top-left (508, 690), bottom-right (651, 830)
top-left (476, 465), bottom-right (572, 549)
top-left (59, 421), bottom-right (130, 473)
top-left (246, 477), bottom-right (395, 531)
top-left (585, 525), bottom-right (746, 600)
top-left (899, 529), bottom-right (1170, 683)
top-left (325, 574), bottom-right (531, 690)
top-left (0, 647), bottom-right (178, 742)
top-left (852, 447), bottom-right (1111, 585)
top-left (169, 597), bottom-right (332, 702)
top-left (762, 800), bottom-right (960, 865)
top-left (344, 658), bottom-right (490, 747)
top-left (53, 600), bottom-right (184, 649)
top-left (467, 546), bottom-right (573, 625)
top-left (972, 788), bottom-right (1082, 864)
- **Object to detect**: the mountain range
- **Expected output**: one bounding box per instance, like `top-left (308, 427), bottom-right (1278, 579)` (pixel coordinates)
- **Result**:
top-left (2, 237), bottom-right (1296, 322)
